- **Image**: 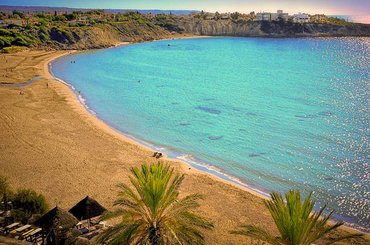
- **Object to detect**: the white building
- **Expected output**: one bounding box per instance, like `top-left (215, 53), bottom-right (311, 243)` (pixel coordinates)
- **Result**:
top-left (256, 12), bottom-right (271, 21)
top-left (256, 10), bottom-right (289, 21)
top-left (293, 13), bottom-right (309, 23)
top-left (277, 10), bottom-right (289, 21)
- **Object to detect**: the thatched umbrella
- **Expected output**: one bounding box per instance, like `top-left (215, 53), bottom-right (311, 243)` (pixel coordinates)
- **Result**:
top-left (35, 206), bottom-right (79, 244)
top-left (69, 196), bottom-right (106, 221)
top-left (35, 206), bottom-right (79, 230)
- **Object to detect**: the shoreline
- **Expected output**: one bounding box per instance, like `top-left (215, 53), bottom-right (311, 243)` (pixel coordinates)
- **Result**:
top-left (47, 40), bottom-right (369, 234)
top-left (48, 38), bottom-right (272, 201)
top-left (0, 44), bottom-right (368, 243)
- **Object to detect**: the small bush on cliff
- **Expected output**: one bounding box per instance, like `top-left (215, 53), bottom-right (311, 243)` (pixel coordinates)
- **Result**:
top-left (0, 36), bottom-right (13, 47)
top-left (154, 14), bottom-right (184, 33)
top-left (0, 28), bottom-right (34, 48)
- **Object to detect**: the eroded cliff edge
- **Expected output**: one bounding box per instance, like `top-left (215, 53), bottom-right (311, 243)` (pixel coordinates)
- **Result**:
top-left (178, 19), bottom-right (370, 37)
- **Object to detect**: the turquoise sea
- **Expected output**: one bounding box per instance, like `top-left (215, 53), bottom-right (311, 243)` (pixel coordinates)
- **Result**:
top-left (51, 37), bottom-right (369, 231)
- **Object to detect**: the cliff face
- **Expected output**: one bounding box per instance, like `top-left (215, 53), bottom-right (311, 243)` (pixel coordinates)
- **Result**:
top-left (178, 19), bottom-right (370, 37)
top-left (2, 16), bottom-right (370, 52)
top-left (36, 20), bottom-right (370, 50)
top-left (41, 23), bottom-right (172, 50)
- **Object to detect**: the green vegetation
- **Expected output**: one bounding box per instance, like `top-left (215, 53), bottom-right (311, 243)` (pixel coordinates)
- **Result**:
top-left (0, 28), bottom-right (33, 48)
top-left (326, 17), bottom-right (350, 25)
top-left (0, 176), bottom-right (12, 208)
top-left (230, 12), bottom-right (241, 20)
top-left (154, 13), bottom-right (184, 32)
top-left (0, 9), bottom-right (368, 50)
top-left (11, 10), bottom-right (24, 19)
top-left (12, 189), bottom-right (48, 218)
top-left (231, 190), bottom-right (362, 245)
top-left (0, 10), bottom-right (184, 50)
top-left (2, 46), bottom-right (27, 53)
top-left (97, 162), bottom-right (213, 245)
top-left (0, 175), bottom-right (48, 223)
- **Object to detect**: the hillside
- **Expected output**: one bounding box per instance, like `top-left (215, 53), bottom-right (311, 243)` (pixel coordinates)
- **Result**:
top-left (0, 11), bottom-right (185, 50)
top-left (0, 10), bottom-right (369, 51)
top-left (177, 18), bottom-right (370, 37)
top-left (0, 5), bottom-right (199, 15)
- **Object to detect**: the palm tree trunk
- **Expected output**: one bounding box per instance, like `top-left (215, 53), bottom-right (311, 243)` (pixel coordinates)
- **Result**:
top-left (149, 226), bottom-right (160, 245)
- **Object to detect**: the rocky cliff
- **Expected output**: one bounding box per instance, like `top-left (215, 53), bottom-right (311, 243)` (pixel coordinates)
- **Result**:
top-left (2, 15), bottom-right (370, 52)
top-left (38, 23), bottom-right (172, 50)
top-left (178, 19), bottom-right (370, 37)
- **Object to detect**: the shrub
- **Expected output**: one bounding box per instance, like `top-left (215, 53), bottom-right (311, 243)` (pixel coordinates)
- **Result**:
top-left (0, 176), bottom-right (10, 203)
top-left (12, 36), bottom-right (33, 47)
top-left (0, 36), bottom-right (13, 48)
top-left (3, 46), bottom-right (27, 53)
top-left (12, 189), bottom-right (48, 216)
top-left (0, 28), bottom-right (12, 36)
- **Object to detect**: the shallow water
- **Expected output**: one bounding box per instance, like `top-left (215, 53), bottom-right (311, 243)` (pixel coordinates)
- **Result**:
top-left (52, 37), bottom-right (370, 231)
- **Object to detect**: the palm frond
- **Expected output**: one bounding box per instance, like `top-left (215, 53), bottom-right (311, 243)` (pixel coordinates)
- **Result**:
top-left (231, 225), bottom-right (282, 245)
top-left (98, 162), bottom-right (213, 245)
top-left (324, 233), bottom-right (364, 245)
top-left (231, 190), bottom-right (362, 245)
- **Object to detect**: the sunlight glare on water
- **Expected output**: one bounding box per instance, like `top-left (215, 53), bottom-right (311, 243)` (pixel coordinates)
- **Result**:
top-left (52, 37), bottom-right (370, 231)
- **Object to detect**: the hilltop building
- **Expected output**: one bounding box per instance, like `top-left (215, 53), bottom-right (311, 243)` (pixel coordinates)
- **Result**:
top-left (293, 13), bottom-right (309, 23)
top-left (256, 12), bottom-right (271, 21)
top-left (310, 14), bottom-right (327, 23)
top-left (277, 10), bottom-right (289, 21)
top-left (256, 10), bottom-right (289, 21)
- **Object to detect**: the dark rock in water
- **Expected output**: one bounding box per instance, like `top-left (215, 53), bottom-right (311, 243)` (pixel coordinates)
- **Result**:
top-left (318, 111), bottom-right (333, 116)
top-left (239, 128), bottom-right (246, 131)
top-left (196, 106), bottom-right (221, 114)
top-left (245, 112), bottom-right (257, 116)
top-left (179, 122), bottom-right (191, 126)
top-left (295, 114), bottom-right (317, 119)
top-left (248, 153), bottom-right (260, 158)
top-left (208, 136), bottom-right (223, 140)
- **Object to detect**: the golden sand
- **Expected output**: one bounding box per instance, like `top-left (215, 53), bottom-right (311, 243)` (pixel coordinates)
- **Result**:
top-left (0, 50), bottom-right (367, 244)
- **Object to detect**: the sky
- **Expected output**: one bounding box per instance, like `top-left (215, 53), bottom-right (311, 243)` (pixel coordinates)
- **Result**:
top-left (0, 0), bottom-right (369, 15)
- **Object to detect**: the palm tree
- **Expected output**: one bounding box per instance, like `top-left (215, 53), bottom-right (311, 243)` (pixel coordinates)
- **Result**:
top-left (97, 162), bottom-right (213, 245)
top-left (231, 190), bottom-right (362, 245)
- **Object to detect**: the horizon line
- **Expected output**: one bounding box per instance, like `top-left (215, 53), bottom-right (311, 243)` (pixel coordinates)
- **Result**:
top-left (0, 4), bottom-right (364, 16)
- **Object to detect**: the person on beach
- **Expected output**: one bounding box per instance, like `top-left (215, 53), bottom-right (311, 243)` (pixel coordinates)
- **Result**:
top-left (156, 153), bottom-right (163, 159)
top-left (152, 152), bottom-right (163, 158)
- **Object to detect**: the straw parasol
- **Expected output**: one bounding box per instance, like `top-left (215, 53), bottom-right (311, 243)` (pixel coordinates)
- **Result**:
top-left (69, 196), bottom-right (106, 221)
top-left (35, 206), bottom-right (79, 230)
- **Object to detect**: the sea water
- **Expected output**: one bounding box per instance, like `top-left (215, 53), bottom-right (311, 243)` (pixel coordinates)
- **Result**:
top-left (51, 37), bottom-right (369, 231)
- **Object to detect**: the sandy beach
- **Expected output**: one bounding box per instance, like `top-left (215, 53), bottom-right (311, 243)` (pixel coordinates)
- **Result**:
top-left (0, 49), bottom-right (368, 244)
